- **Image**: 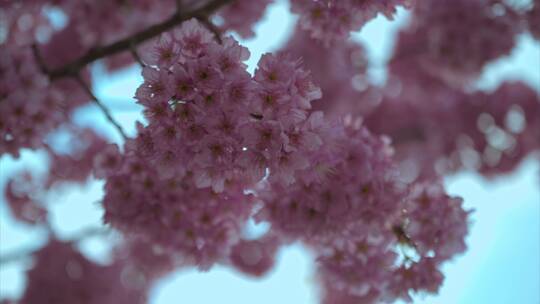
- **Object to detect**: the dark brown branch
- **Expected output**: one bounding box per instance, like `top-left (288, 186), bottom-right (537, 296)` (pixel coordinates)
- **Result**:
top-left (74, 75), bottom-right (129, 140)
top-left (46, 0), bottom-right (234, 80)
top-left (31, 43), bottom-right (50, 74)
top-left (393, 225), bottom-right (418, 250)
top-left (129, 46), bottom-right (146, 68)
top-left (196, 16), bottom-right (223, 44)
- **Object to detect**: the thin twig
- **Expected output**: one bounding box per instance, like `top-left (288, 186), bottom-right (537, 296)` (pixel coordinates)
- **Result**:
top-left (393, 225), bottom-right (418, 250)
top-left (45, 0), bottom-right (235, 80)
top-left (74, 75), bottom-right (129, 140)
top-left (196, 16), bottom-right (223, 44)
top-left (31, 43), bottom-right (50, 75)
top-left (130, 46), bottom-right (146, 68)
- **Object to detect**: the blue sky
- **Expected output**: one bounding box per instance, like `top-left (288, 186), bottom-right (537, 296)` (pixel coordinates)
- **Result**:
top-left (1, 1), bottom-right (539, 303)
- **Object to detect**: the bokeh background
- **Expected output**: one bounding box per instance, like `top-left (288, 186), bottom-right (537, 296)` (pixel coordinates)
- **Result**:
top-left (1, 1), bottom-right (539, 303)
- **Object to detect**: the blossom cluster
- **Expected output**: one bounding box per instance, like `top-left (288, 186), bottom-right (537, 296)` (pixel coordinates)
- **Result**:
top-left (4, 127), bottom-right (109, 224)
top-left (94, 20), bottom-right (471, 303)
top-left (132, 19), bottom-right (323, 191)
top-left (258, 120), bottom-right (470, 302)
top-left (100, 143), bottom-right (255, 269)
top-left (315, 181), bottom-right (468, 303)
top-left (218, 0), bottom-right (274, 38)
top-left (4, 171), bottom-right (47, 225)
top-left (0, 46), bottom-right (88, 156)
top-left (228, 233), bottom-right (281, 277)
top-left (99, 18), bottom-right (326, 269)
top-left (0, 0), bottom-right (272, 155)
top-left (280, 1), bottom-right (540, 182)
top-left (2, 0), bottom-right (536, 303)
top-left (362, 81), bottom-right (540, 181)
top-left (290, 0), bottom-right (410, 45)
top-left (393, 0), bottom-right (522, 86)
top-left (18, 240), bottom-right (148, 304)
top-left (282, 26), bottom-right (376, 116)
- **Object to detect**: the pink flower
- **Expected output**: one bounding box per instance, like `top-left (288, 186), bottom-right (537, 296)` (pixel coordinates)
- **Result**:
top-left (145, 33), bottom-right (181, 68)
top-left (187, 58), bottom-right (224, 93)
top-left (218, 0), bottom-right (274, 38)
top-left (254, 53), bottom-right (296, 90)
top-left (20, 240), bottom-right (148, 304)
top-left (403, 182), bottom-right (470, 261)
top-left (290, 0), bottom-right (409, 45)
top-left (174, 18), bottom-right (215, 59)
top-left (389, 257), bottom-right (445, 301)
top-left (241, 120), bottom-right (284, 153)
top-left (46, 128), bottom-right (109, 187)
top-left (229, 234), bottom-right (281, 277)
top-left (4, 171), bottom-right (47, 225)
top-left (391, 0), bottom-right (521, 86)
top-left (291, 68), bottom-right (322, 110)
top-left (171, 65), bottom-right (196, 101)
top-left (237, 150), bottom-right (268, 183)
top-left (267, 151), bottom-right (310, 185)
top-left (136, 66), bottom-right (174, 104)
top-left (210, 37), bottom-right (251, 79)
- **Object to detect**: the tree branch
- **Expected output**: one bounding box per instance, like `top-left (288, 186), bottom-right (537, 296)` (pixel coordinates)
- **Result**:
top-left (196, 16), bottom-right (223, 44)
top-left (130, 46), bottom-right (146, 68)
top-left (46, 0), bottom-right (234, 80)
top-left (74, 75), bottom-right (129, 140)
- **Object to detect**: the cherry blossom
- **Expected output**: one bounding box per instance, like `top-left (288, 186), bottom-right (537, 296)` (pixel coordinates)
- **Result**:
top-left (19, 240), bottom-right (148, 304)
top-left (290, 0), bottom-right (411, 45)
top-left (0, 0), bottom-right (535, 303)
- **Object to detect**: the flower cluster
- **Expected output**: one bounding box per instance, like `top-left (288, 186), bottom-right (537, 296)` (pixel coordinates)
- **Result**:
top-left (290, 0), bottom-right (410, 45)
top-left (257, 119), bottom-right (470, 303)
top-left (6, 0), bottom-right (532, 302)
top-left (135, 22), bottom-right (254, 191)
top-left (134, 19), bottom-right (323, 191)
top-left (218, 0), bottom-right (274, 38)
top-left (99, 139), bottom-right (255, 270)
top-left (256, 122), bottom-right (401, 242)
top-left (402, 182), bottom-right (470, 262)
top-left (19, 240), bottom-right (148, 304)
top-left (313, 180), bottom-right (468, 303)
top-left (0, 46), bottom-right (88, 156)
top-left (4, 171), bottom-right (47, 225)
top-left (362, 81), bottom-right (540, 181)
top-left (93, 19), bottom-right (473, 301)
top-left (228, 233), bottom-right (281, 277)
top-left (282, 25), bottom-right (375, 116)
top-left (3, 127), bottom-right (109, 226)
top-left (100, 19), bottom-right (326, 269)
top-left (113, 238), bottom-right (178, 282)
top-left (394, 0), bottom-right (522, 86)
top-left (45, 127), bottom-right (109, 187)
top-left (245, 52), bottom-right (323, 185)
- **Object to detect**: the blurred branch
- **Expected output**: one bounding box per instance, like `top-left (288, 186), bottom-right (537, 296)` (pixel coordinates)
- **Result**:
top-left (129, 46), bottom-right (146, 68)
top-left (392, 225), bottom-right (418, 250)
top-left (0, 226), bottom-right (111, 265)
top-left (31, 43), bottom-right (50, 74)
top-left (196, 16), bottom-right (223, 44)
top-left (74, 75), bottom-right (129, 141)
top-left (32, 42), bottom-right (129, 140)
top-left (44, 0), bottom-right (234, 80)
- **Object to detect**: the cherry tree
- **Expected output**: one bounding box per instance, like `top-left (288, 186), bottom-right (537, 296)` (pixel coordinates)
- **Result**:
top-left (0, 0), bottom-right (538, 303)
